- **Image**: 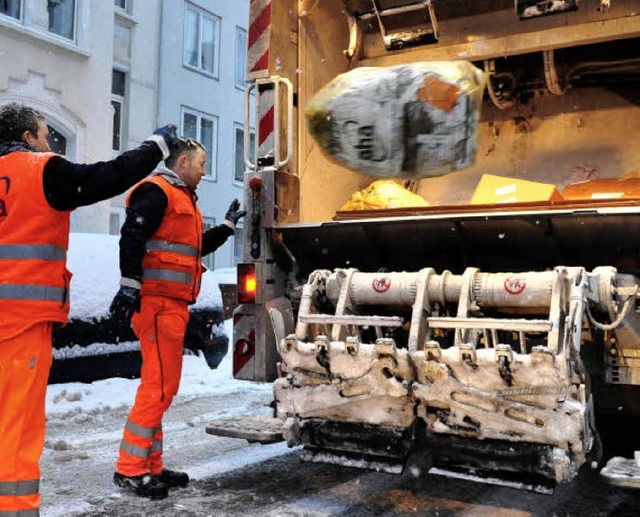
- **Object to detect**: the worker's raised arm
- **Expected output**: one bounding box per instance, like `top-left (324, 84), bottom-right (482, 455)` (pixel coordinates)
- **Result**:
top-left (43, 125), bottom-right (178, 211)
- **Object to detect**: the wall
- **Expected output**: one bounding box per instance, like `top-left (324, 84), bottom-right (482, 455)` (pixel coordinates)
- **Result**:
top-left (0, 0), bottom-right (115, 232)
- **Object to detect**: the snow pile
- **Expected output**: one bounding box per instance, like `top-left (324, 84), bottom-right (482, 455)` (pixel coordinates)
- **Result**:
top-left (66, 233), bottom-right (224, 321)
top-left (47, 320), bottom-right (264, 419)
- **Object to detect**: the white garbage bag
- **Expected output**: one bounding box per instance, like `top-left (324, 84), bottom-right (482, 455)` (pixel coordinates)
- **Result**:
top-left (305, 61), bottom-right (486, 179)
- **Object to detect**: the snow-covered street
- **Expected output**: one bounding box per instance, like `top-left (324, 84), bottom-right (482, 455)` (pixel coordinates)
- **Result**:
top-left (39, 321), bottom-right (640, 516)
top-left (41, 320), bottom-right (288, 516)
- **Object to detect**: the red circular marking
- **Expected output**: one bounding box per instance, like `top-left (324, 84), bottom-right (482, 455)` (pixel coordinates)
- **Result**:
top-left (372, 277), bottom-right (391, 293)
top-left (504, 276), bottom-right (526, 295)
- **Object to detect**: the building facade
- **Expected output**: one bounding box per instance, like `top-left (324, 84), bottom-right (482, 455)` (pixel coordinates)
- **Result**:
top-left (0, 0), bottom-right (250, 269)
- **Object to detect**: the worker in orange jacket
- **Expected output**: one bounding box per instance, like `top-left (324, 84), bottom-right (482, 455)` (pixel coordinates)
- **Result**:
top-left (0, 102), bottom-right (179, 516)
top-left (109, 137), bottom-right (246, 499)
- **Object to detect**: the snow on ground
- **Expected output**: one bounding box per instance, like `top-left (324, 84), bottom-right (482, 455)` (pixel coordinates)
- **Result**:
top-left (42, 319), bottom-right (290, 517)
top-left (46, 319), bottom-right (255, 418)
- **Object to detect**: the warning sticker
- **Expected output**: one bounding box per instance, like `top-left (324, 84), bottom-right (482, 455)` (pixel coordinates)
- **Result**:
top-left (504, 276), bottom-right (526, 295)
top-left (372, 277), bottom-right (391, 293)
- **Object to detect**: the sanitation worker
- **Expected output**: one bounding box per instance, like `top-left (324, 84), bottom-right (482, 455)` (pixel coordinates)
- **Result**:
top-left (0, 102), bottom-right (179, 515)
top-left (109, 137), bottom-right (246, 499)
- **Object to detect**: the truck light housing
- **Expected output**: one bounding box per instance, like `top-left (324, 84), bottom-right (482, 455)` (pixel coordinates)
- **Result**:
top-left (237, 263), bottom-right (257, 304)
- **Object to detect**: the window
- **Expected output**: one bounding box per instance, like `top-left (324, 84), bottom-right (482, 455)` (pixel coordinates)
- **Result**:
top-left (235, 27), bottom-right (248, 89)
top-left (0, 0), bottom-right (20, 20)
top-left (114, 0), bottom-right (127, 10)
top-left (182, 108), bottom-right (218, 179)
top-left (47, 125), bottom-right (67, 156)
top-left (183, 4), bottom-right (219, 77)
top-left (48, 0), bottom-right (75, 40)
top-left (202, 218), bottom-right (215, 270)
top-left (109, 208), bottom-right (125, 235)
top-left (234, 123), bottom-right (255, 183)
top-left (234, 226), bottom-right (244, 264)
top-left (111, 70), bottom-right (126, 152)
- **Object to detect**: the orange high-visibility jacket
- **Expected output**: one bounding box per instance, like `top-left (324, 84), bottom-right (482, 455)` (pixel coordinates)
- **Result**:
top-left (0, 151), bottom-right (72, 340)
top-left (133, 175), bottom-right (204, 303)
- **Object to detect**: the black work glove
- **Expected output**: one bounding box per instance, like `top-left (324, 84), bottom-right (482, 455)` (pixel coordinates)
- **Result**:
top-left (150, 124), bottom-right (179, 156)
top-left (224, 199), bottom-right (247, 227)
top-left (109, 286), bottom-right (141, 323)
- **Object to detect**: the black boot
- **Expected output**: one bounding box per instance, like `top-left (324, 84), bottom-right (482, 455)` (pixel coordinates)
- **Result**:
top-left (113, 472), bottom-right (169, 499)
top-left (157, 469), bottom-right (189, 488)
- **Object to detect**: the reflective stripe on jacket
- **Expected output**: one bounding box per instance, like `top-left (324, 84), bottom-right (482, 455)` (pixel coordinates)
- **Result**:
top-left (133, 175), bottom-right (203, 303)
top-left (0, 151), bottom-right (71, 340)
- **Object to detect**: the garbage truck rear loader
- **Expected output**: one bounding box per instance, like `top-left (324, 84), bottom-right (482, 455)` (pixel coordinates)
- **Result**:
top-left (208, 0), bottom-right (640, 488)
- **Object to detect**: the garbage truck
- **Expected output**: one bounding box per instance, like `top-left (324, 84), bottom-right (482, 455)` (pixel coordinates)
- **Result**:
top-left (208, 0), bottom-right (640, 490)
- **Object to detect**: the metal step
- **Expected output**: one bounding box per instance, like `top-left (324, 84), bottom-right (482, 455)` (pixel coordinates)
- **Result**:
top-left (206, 416), bottom-right (285, 444)
top-left (601, 456), bottom-right (640, 489)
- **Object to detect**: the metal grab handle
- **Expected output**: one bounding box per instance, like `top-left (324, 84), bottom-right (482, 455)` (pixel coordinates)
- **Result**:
top-left (275, 76), bottom-right (294, 169)
top-left (244, 82), bottom-right (257, 170)
top-left (244, 76), bottom-right (294, 171)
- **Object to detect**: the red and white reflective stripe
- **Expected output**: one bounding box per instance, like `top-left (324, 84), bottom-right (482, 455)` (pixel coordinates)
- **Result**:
top-left (248, 0), bottom-right (274, 160)
top-left (247, 0), bottom-right (271, 80)
top-left (257, 88), bottom-right (274, 158)
top-left (233, 313), bottom-right (255, 378)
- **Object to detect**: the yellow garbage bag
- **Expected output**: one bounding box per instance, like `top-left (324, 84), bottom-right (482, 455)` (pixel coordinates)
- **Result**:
top-left (340, 180), bottom-right (429, 211)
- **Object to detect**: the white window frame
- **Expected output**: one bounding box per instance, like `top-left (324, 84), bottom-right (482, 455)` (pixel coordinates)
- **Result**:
top-left (202, 217), bottom-right (216, 270)
top-left (47, 124), bottom-right (68, 157)
top-left (48, 0), bottom-right (77, 42)
top-left (233, 122), bottom-right (254, 185)
top-left (181, 107), bottom-right (218, 181)
top-left (111, 69), bottom-right (126, 153)
top-left (183, 3), bottom-right (220, 79)
top-left (114, 0), bottom-right (129, 13)
top-left (0, 0), bottom-right (22, 22)
top-left (235, 26), bottom-right (248, 90)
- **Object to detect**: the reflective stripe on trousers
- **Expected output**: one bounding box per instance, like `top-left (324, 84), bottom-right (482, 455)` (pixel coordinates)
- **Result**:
top-left (116, 296), bottom-right (189, 476)
top-left (0, 508), bottom-right (40, 516)
top-left (119, 419), bottom-right (163, 459)
top-left (0, 323), bottom-right (52, 516)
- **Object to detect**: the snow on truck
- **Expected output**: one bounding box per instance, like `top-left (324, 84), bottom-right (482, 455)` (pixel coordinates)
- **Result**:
top-left (208, 0), bottom-right (640, 490)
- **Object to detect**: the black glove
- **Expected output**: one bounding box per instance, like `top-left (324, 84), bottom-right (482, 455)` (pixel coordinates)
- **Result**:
top-left (224, 199), bottom-right (247, 226)
top-left (152, 124), bottom-right (179, 153)
top-left (109, 286), bottom-right (141, 323)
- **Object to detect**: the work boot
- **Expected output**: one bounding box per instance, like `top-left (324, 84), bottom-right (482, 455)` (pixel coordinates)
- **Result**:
top-left (113, 472), bottom-right (169, 499)
top-left (157, 468), bottom-right (190, 488)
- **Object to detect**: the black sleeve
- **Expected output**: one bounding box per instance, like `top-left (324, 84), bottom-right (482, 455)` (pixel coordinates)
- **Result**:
top-left (42, 141), bottom-right (163, 211)
top-left (202, 224), bottom-right (234, 257)
top-left (119, 183), bottom-right (168, 282)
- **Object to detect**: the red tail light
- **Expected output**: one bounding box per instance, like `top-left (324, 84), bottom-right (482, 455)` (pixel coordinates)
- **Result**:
top-left (237, 263), bottom-right (257, 303)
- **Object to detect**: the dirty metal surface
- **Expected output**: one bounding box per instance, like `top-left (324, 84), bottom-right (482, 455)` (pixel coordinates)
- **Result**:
top-left (601, 456), bottom-right (640, 489)
top-left (206, 416), bottom-right (284, 444)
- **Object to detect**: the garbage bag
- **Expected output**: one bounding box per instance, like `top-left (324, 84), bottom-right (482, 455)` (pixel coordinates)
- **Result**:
top-left (340, 180), bottom-right (429, 211)
top-left (306, 61), bottom-right (486, 179)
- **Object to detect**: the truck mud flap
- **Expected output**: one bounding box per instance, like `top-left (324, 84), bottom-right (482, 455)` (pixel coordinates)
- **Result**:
top-left (601, 457), bottom-right (640, 489)
top-left (205, 416), bottom-right (285, 444)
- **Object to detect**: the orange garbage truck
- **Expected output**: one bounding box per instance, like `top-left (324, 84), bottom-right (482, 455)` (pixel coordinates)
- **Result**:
top-left (208, 0), bottom-right (640, 490)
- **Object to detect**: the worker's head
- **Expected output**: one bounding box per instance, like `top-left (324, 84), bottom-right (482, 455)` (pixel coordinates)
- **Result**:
top-left (0, 103), bottom-right (51, 152)
top-left (165, 137), bottom-right (206, 190)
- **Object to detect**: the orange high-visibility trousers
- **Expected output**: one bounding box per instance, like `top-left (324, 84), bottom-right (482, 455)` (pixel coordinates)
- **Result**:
top-left (0, 322), bottom-right (52, 515)
top-left (116, 295), bottom-right (189, 476)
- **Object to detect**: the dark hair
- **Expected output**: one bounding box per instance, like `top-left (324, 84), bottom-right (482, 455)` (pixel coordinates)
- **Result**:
top-left (0, 102), bottom-right (46, 143)
top-left (165, 137), bottom-right (205, 169)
